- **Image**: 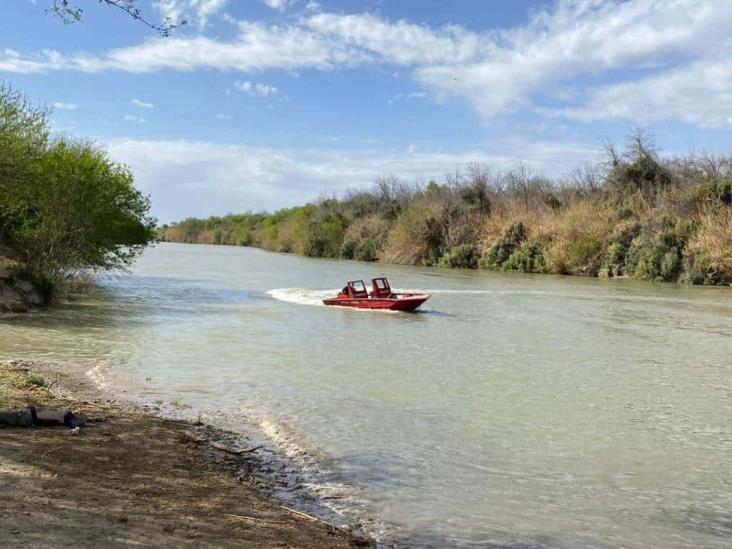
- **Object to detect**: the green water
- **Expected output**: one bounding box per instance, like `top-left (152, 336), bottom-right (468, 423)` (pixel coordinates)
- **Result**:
top-left (2, 243), bottom-right (731, 547)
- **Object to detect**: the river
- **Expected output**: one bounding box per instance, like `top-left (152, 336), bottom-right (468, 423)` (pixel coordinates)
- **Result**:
top-left (2, 242), bottom-right (731, 547)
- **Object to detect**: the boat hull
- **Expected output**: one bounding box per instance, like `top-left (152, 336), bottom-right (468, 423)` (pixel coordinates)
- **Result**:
top-left (323, 294), bottom-right (429, 311)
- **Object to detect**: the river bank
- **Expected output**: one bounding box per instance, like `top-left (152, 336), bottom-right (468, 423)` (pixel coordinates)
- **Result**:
top-left (0, 360), bottom-right (373, 548)
top-left (159, 144), bottom-right (732, 287)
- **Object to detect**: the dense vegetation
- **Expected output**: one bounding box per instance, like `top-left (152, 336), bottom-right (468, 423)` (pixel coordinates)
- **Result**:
top-left (0, 84), bottom-right (156, 302)
top-left (161, 132), bottom-right (732, 286)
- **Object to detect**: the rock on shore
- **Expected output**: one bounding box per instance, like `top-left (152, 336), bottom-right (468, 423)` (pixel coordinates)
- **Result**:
top-left (0, 278), bottom-right (48, 313)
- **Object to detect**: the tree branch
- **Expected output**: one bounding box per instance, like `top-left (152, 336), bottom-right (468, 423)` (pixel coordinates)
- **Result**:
top-left (49, 0), bottom-right (184, 36)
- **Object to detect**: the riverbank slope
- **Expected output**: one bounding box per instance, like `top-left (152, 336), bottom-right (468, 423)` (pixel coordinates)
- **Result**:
top-left (0, 360), bottom-right (371, 548)
top-left (160, 143), bottom-right (732, 286)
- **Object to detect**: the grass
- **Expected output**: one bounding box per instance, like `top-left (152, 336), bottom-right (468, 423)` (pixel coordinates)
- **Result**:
top-left (0, 365), bottom-right (54, 408)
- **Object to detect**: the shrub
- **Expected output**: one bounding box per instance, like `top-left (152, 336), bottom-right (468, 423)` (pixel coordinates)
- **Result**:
top-left (23, 374), bottom-right (46, 388)
top-left (502, 241), bottom-right (547, 273)
top-left (480, 222), bottom-right (526, 269)
top-left (439, 244), bottom-right (479, 269)
top-left (601, 242), bottom-right (627, 277)
top-left (541, 198), bottom-right (613, 275)
top-left (716, 178), bottom-right (732, 206)
top-left (681, 254), bottom-right (714, 285)
top-left (609, 153), bottom-right (674, 195)
top-left (2, 137), bottom-right (156, 288)
top-left (303, 212), bottom-right (348, 258)
top-left (340, 239), bottom-right (357, 259)
top-left (380, 201), bottom-right (435, 265)
top-left (355, 240), bottom-right (379, 262)
top-left (566, 237), bottom-right (603, 275)
top-left (625, 216), bottom-right (694, 282)
top-left (683, 203), bottom-right (732, 284)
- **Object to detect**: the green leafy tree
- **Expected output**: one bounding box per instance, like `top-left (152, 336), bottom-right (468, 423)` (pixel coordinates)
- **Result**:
top-left (1, 84), bottom-right (156, 293)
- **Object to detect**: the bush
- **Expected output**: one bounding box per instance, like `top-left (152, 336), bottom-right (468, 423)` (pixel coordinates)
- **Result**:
top-left (480, 222), bottom-right (526, 269)
top-left (380, 201), bottom-right (435, 265)
top-left (566, 237), bottom-right (603, 275)
top-left (0, 84), bottom-right (156, 296)
top-left (625, 216), bottom-right (693, 282)
top-left (439, 244), bottom-right (479, 269)
top-left (601, 242), bottom-right (626, 277)
top-left (502, 241), bottom-right (547, 273)
top-left (355, 240), bottom-right (379, 262)
top-left (303, 213), bottom-right (348, 258)
top-left (716, 178), bottom-right (732, 206)
top-left (340, 239), bottom-right (357, 259)
top-left (683, 203), bottom-right (732, 285)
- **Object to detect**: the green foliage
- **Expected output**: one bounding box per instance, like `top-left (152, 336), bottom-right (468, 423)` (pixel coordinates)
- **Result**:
top-left (567, 237), bottom-right (603, 275)
top-left (420, 216), bottom-right (447, 265)
top-left (610, 153), bottom-right (674, 195)
top-left (340, 239), bottom-right (357, 259)
top-left (157, 130), bottom-right (732, 287)
top-left (459, 180), bottom-right (491, 214)
top-left (681, 254), bottom-right (714, 285)
top-left (439, 244), bottom-right (479, 269)
top-left (716, 177), bottom-right (732, 205)
top-left (0, 84), bottom-right (155, 295)
top-left (355, 239), bottom-right (379, 262)
top-left (480, 222), bottom-right (526, 268)
top-left (22, 373), bottom-right (46, 388)
top-left (502, 241), bottom-right (547, 273)
top-left (304, 212), bottom-right (348, 258)
top-left (616, 207), bottom-right (634, 221)
top-left (625, 216), bottom-right (695, 282)
top-left (600, 242), bottom-right (627, 277)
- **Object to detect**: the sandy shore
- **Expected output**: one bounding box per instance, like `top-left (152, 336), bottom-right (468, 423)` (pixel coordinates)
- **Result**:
top-left (0, 360), bottom-right (374, 548)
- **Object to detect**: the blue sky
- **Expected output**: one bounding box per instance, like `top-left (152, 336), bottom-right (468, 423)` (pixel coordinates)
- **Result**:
top-left (2, 0), bottom-right (731, 221)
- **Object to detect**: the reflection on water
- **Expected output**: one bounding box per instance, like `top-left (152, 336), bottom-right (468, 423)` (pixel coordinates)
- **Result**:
top-left (2, 242), bottom-right (732, 547)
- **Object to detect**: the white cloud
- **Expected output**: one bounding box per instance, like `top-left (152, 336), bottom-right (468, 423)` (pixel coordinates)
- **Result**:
top-left (53, 101), bottom-right (78, 110)
top-left (216, 113), bottom-right (232, 120)
top-left (262, 0), bottom-right (289, 11)
top-left (3, 1), bottom-right (732, 126)
top-left (234, 80), bottom-right (278, 97)
top-left (546, 59), bottom-right (732, 128)
top-left (106, 137), bottom-right (598, 221)
top-left (388, 91), bottom-right (427, 105)
top-left (155, 0), bottom-right (227, 29)
top-left (414, 0), bottom-right (732, 116)
top-left (124, 114), bottom-right (146, 123)
top-left (131, 98), bottom-right (155, 109)
top-left (305, 1), bottom-right (321, 13)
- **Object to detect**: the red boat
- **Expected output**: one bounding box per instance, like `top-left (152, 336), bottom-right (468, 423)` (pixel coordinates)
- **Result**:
top-left (323, 278), bottom-right (430, 311)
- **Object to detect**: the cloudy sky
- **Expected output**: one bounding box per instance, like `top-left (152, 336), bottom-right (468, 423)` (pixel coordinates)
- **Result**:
top-left (3, 0), bottom-right (731, 221)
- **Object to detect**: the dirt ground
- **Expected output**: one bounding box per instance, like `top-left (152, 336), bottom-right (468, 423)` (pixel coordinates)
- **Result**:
top-left (0, 361), bottom-right (373, 548)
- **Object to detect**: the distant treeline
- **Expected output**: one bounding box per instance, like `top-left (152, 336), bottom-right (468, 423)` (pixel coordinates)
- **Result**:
top-left (160, 132), bottom-right (732, 286)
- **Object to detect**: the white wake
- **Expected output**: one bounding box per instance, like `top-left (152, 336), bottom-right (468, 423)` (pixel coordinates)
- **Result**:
top-left (267, 288), bottom-right (337, 307)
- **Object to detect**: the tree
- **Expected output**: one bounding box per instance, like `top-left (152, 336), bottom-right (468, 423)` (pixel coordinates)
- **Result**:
top-left (48, 0), bottom-right (183, 35)
top-left (0, 84), bottom-right (156, 292)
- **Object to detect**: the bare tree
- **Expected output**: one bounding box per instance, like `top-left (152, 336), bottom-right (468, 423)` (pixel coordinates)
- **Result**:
top-left (49, 0), bottom-right (183, 35)
top-left (626, 127), bottom-right (659, 162)
top-left (569, 162), bottom-right (602, 193)
top-left (694, 152), bottom-right (731, 178)
top-left (467, 162), bottom-right (489, 187)
top-left (508, 161), bottom-right (533, 213)
top-left (444, 168), bottom-right (464, 192)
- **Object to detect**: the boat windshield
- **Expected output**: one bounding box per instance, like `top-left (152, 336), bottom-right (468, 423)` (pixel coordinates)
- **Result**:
top-left (349, 280), bottom-right (367, 293)
top-left (375, 278), bottom-right (388, 289)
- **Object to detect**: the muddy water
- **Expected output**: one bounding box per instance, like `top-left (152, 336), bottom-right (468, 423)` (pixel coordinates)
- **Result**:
top-left (2, 243), bottom-right (731, 547)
